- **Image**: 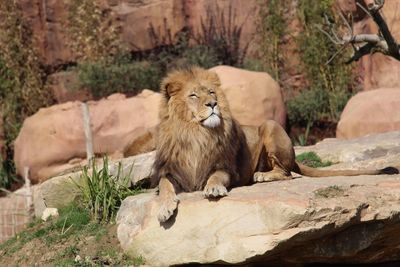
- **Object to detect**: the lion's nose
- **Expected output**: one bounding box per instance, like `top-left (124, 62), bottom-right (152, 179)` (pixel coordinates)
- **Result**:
top-left (205, 100), bottom-right (217, 108)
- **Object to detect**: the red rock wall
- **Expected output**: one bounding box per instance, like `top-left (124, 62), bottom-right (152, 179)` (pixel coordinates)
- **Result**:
top-left (18, 0), bottom-right (258, 67)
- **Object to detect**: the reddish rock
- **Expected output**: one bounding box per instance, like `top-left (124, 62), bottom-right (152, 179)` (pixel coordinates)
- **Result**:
top-left (19, 0), bottom-right (74, 66)
top-left (18, 0), bottom-right (259, 66)
top-left (210, 66), bottom-right (286, 127)
top-left (336, 88), bottom-right (400, 139)
top-left (14, 90), bottom-right (161, 183)
top-left (185, 0), bottom-right (258, 55)
top-left (111, 0), bottom-right (186, 52)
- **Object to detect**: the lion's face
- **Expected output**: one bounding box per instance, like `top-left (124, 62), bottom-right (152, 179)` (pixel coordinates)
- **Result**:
top-left (160, 68), bottom-right (228, 128)
top-left (183, 81), bottom-right (221, 128)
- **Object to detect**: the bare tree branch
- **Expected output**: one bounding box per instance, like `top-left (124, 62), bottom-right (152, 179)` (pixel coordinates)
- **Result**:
top-left (324, 0), bottom-right (400, 64)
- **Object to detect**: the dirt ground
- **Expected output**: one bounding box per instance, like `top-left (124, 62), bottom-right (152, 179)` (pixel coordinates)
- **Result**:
top-left (0, 205), bottom-right (144, 267)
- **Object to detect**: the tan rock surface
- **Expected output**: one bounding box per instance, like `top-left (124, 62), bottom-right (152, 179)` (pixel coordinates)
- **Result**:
top-left (296, 131), bottom-right (400, 171)
top-left (336, 88), bottom-right (400, 139)
top-left (210, 65), bottom-right (286, 127)
top-left (14, 90), bottom-right (161, 183)
top-left (117, 174), bottom-right (400, 266)
top-left (115, 131), bottom-right (400, 266)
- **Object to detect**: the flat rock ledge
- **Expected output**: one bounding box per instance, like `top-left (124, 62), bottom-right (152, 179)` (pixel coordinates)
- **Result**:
top-left (117, 174), bottom-right (400, 266)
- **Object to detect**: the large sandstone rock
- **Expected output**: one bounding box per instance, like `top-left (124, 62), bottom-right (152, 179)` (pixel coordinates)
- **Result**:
top-left (14, 90), bottom-right (161, 183)
top-left (116, 131), bottom-right (400, 266)
top-left (296, 131), bottom-right (400, 170)
top-left (210, 66), bottom-right (286, 127)
top-left (117, 174), bottom-right (400, 266)
top-left (336, 88), bottom-right (400, 139)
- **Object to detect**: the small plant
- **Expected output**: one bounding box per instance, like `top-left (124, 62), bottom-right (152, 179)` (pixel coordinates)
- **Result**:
top-left (73, 157), bottom-right (142, 223)
top-left (192, 4), bottom-right (251, 67)
top-left (296, 151), bottom-right (333, 168)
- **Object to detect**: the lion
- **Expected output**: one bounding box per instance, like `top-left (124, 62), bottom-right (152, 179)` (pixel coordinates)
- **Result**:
top-left (126, 67), bottom-right (399, 223)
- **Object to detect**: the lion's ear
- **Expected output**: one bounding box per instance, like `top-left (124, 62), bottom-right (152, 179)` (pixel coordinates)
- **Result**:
top-left (161, 79), bottom-right (182, 99)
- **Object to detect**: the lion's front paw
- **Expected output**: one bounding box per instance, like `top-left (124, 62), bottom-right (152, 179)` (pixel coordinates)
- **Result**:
top-left (203, 183), bottom-right (228, 198)
top-left (157, 196), bottom-right (179, 223)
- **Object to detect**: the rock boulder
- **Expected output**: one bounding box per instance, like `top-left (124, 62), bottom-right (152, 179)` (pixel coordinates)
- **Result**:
top-left (116, 131), bottom-right (400, 266)
top-left (117, 174), bottom-right (400, 266)
top-left (210, 66), bottom-right (286, 127)
top-left (14, 90), bottom-right (160, 183)
top-left (336, 88), bottom-right (400, 139)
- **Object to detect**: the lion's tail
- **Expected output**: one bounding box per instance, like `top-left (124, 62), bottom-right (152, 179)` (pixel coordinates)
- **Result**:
top-left (293, 162), bottom-right (399, 177)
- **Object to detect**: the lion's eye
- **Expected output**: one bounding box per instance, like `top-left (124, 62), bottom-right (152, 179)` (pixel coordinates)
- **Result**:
top-left (189, 93), bottom-right (198, 99)
top-left (209, 91), bottom-right (215, 95)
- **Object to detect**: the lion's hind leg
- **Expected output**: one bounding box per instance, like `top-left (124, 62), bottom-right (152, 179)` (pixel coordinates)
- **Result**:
top-left (253, 120), bottom-right (294, 183)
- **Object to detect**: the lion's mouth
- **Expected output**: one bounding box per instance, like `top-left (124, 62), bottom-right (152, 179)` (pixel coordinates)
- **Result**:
top-left (202, 113), bottom-right (221, 128)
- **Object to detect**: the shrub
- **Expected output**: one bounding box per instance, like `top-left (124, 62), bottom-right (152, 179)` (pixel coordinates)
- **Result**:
top-left (293, 0), bottom-right (354, 123)
top-left (0, 0), bottom-right (54, 189)
top-left (72, 157), bottom-right (142, 223)
top-left (64, 0), bottom-right (120, 61)
top-left (258, 0), bottom-right (289, 80)
top-left (77, 58), bottom-right (162, 98)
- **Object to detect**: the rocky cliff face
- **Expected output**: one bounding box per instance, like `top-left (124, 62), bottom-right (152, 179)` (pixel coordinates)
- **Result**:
top-left (18, 0), bottom-right (258, 67)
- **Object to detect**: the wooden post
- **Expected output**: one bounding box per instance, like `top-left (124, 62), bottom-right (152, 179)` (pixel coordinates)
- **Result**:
top-left (23, 166), bottom-right (33, 215)
top-left (81, 103), bottom-right (94, 162)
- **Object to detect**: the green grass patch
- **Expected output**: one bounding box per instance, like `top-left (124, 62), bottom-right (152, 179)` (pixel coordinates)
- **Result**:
top-left (72, 157), bottom-right (143, 223)
top-left (314, 185), bottom-right (345, 198)
top-left (296, 151), bottom-right (333, 168)
top-left (0, 203), bottom-right (103, 257)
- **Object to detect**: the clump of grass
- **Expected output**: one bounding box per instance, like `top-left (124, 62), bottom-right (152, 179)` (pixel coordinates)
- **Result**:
top-left (296, 151), bottom-right (333, 168)
top-left (73, 157), bottom-right (142, 223)
top-left (314, 185), bottom-right (345, 198)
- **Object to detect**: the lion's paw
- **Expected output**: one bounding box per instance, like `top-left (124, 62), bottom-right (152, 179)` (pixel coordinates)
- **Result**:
top-left (157, 196), bottom-right (179, 223)
top-left (254, 171), bottom-right (291, 183)
top-left (203, 184), bottom-right (228, 198)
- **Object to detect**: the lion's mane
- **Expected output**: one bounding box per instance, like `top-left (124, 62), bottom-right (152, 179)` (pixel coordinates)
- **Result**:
top-left (151, 67), bottom-right (252, 192)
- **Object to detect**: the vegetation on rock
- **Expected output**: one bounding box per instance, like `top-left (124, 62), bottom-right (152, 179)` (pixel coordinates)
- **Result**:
top-left (73, 158), bottom-right (143, 223)
top-left (296, 151), bottom-right (333, 168)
